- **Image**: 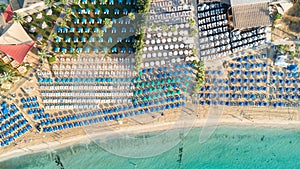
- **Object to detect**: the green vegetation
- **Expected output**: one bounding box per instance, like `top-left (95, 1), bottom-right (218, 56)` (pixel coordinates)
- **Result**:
top-left (38, 49), bottom-right (52, 63)
top-left (192, 60), bottom-right (205, 95)
top-left (277, 44), bottom-right (287, 51)
top-left (13, 13), bottom-right (25, 24)
top-left (128, 12), bottom-right (136, 21)
top-left (188, 18), bottom-right (196, 27)
top-left (0, 62), bottom-right (19, 88)
top-left (274, 13), bottom-right (282, 20)
top-left (133, 0), bottom-right (151, 73)
top-left (48, 56), bottom-right (57, 63)
top-left (170, 26), bottom-right (177, 32)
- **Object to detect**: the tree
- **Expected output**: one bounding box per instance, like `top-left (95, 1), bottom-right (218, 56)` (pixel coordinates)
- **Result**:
top-left (170, 26), bottom-right (177, 32)
top-left (12, 13), bottom-right (25, 24)
top-left (61, 0), bottom-right (68, 5)
top-left (0, 70), bottom-right (17, 83)
top-left (190, 28), bottom-right (197, 36)
top-left (128, 12), bottom-right (136, 21)
top-left (65, 8), bottom-right (73, 21)
top-left (0, 4), bottom-right (7, 11)
top-left (73, 0), bottom-right (82, 7)
top-left (38, 49), bottom-right (51, 63)
top-left (95, 30), bottom-right (104, 37)
top-left (161, 23), bottom-right (168, 32)
top-left (188, 18), bottom-right (196, 27)
top-left (103, 18), bottom-right (113, 28)
top-left (44, 0), bottom-right (54, 7)
top-left (59, 20), bottom-right (68, 28)
top-left (150, 23), bottom-right (157, 31)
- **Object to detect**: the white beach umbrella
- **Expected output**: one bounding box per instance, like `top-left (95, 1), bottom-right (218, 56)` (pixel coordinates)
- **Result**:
top-left (174, 51), bottom-right (178, 56)
top-left (148, 46), bottom-right (153, 51)
top-left (157, 33), bottom-right (162, 37)
top-left (168, 51), bottom-right (173, 56)
top-left (152, 52), bottom-right (157, 58)
top-left (142, 54), bottom-right (146, 58)
top-left (147, 34), bottom-right (151, 38)
top-left (170, 44), bottom-right (174, 49)
top-left (168, 32), bottom-right (172, 37)
top-left (163, 52), bottom-right (167, 57)
top-left (180, 24), bottom-right (184, 28)
top-left (158, 52), bottom-right (162, 57)
top-left (150, 62), bottom-right (154, 66)
top-left (173, 31), bottom-right (178, 36)
top-left (154, 45), bottom-right (158, 50)
top-left (147, 53), bottom-right (151, 58)
top-left (175, 44), bottom-right (179, 49)
top-left (178, 37), bottom-right (182, 42)
top-left (180, 44), bottom-right (185, 49)
top-left (156, 39), bottom-right (161, 44)
top-left (184, 50), bottom-right (189, 55)
top-left (172, 37), bottom-right (177, 42)
top-left (145, 40), bottom-right (150, 44)
top-left (167, 38), bottom-right (171, 43)
top-left (163, 32), bottom-right (168, 36)
top-left (161, 60), bottom-right (165, 65)
top-left (162, 38), bottom-right (166, 43)
top-left (179, 50), bottom-right (184, 55)
top-left (164, 45), bottom-right (169, 50)
top-left (171, 59), bottom-right (175, 63)
top-left (189, 44), bottom-right (193, 48)
top-left (151, 39), bottom-right (155, 44)
top-left (155, 61), bottom-right (160, 65)
top-left (159, 45), bottom-right (163, 50)
top-left (177, 58), bottom-right (181, 62)
top-left (143, 47), bottom-right (147, 51)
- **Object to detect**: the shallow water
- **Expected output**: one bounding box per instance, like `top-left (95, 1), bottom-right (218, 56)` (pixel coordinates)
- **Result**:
top-left (1, 126), bottom-right (299, 169)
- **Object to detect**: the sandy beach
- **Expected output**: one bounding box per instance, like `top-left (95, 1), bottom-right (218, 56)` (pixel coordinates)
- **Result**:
top-left (1, 105), bottom-right (299, 162)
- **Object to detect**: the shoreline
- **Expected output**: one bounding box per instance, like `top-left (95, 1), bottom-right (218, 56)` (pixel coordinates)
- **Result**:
top-left (1, 118), bottom-right (300, 162)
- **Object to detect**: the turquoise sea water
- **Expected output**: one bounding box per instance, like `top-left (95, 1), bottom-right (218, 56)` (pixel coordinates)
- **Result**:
top-left (1, 126), bottom-right (299, 169)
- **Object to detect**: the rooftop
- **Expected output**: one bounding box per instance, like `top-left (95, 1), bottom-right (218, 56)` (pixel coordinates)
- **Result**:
top-left (232, 2), bottom-right (271, 29)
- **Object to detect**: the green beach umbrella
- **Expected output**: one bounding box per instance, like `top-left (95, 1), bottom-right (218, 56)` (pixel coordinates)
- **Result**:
top-left (146, 82), bottom-right (150, 87)
top-left (138, 71), bottom-right (142, 76)
top-left (175, 78), bottom-right (180, 83)
top-left (167, 79), bottom-right (171, 83)
top-left (187, 76), bottom-right (191, 81)
top-left (177, 90), bottom-right (181, 94)
top-left (143, 97), bottom-right (147, 101)
top-left (151, 81), bottom-right (155, 86)
top-left (185, 82), bottom-right (189, 86)
top-left (133, 91), bottom-right (138, 95)
top-left (161, 80), bottom-right (165, 85)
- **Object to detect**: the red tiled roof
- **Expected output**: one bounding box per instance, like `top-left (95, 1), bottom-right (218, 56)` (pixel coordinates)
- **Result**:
top-left (3, 5), bottom-right (14, 23)
top-left (0, 41), bottom-right (35, 64)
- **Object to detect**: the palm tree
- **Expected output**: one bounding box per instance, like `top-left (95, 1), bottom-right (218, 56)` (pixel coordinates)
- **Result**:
top-left (59, 20), bottom-right (68, 28)
top-left (44, 0), bottom-right (54, 7)
top-left (150, 23), bottom-right (157, 31)
top-left (73, 0), bottom-right (82, 7)
top-left (12, 13), bottom-right (25, 24)
top-left (0, 70), bottom-right (17, 83)
top-left (170, 26), bottom-right (177, 32)
top-left (65, 8), bottom-right (73, 21)
top-left (95, 30), bottom-right (104, 37)
top-left (0, 4), bottom-right (7, 11)
top-left (188, 18), bottom-right (196, 27)
top-left (38, 49), bottom-right (51, 63)
top-left (161, 23), bottom-right (168, 32)
top-left (103, 18), bottom-right (113, 28)
top-left (61, 0), bottom-right (68, 5)
top-left (128, 12), bottom-right (135, 21)
top-left (190, 28), bottom-right (197, 36)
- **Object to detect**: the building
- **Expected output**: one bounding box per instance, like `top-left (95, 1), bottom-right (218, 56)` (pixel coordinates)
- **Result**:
top-left (0, 5), bottom-right (35, 64)
top-left (220, 0), bottom-right (271, 30)
top-left (9, 0), bottom-right (45, 16)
